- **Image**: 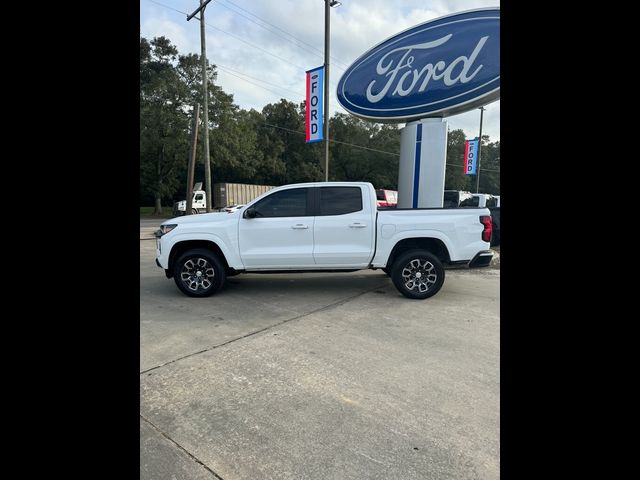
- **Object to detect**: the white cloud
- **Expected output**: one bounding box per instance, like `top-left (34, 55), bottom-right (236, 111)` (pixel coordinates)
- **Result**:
top-left (445, 100), bottom-right (500, 142)
top-left (140, 15), bottom-right (191, 54)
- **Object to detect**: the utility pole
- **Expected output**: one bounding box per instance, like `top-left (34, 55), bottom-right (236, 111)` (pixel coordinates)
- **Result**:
top-left (187, 0), bottom-right (213, 212)
top-left (185, 104), bottom-right (200, 215)
top-left (323, 0), bottom-right (331, 181)
top-left (476, 106), bottom-right (485, 193)
top-left (323, 1), bottom-right (341, 181)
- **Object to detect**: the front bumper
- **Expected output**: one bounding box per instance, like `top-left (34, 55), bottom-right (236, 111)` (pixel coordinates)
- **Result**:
top-left (155, 232), bottom-right (169, 270)
top-left (156, 250), bottom-right (172, 277)
top-left (468, 250), bottom-right (493, 268)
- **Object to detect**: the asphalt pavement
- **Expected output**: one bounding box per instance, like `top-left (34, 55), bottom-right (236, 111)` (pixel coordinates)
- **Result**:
top-left (140, 219), bottom-right (500, 480)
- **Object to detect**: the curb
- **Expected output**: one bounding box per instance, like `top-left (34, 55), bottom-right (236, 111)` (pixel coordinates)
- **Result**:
top-left (140, 227), bottom-right (157, 241)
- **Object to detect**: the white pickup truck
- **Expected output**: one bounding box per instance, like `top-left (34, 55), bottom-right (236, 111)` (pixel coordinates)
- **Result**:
top-left (155, 182), bottom-right (493, 299)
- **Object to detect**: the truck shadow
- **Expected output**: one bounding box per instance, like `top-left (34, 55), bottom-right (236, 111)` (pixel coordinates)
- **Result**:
top-left (224, 272), bottom-right (390, 296)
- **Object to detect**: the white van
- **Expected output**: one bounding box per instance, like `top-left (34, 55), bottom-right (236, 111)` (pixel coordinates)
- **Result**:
top-left (472, 193), bottom-right (498, 208)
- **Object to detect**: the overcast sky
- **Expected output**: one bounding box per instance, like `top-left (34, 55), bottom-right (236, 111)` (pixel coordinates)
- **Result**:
top-left (140, 0), bottom-right (500, 142)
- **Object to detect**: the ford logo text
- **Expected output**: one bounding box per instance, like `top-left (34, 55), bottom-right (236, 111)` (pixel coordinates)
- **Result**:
top-left (336, 8), bottom-right (500, 121)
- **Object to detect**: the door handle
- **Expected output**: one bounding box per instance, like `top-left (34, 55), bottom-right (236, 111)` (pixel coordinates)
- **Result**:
top-left (291, 224), bottom-right (309, 229)
top-left (349, 223), bottom-right (367, 228)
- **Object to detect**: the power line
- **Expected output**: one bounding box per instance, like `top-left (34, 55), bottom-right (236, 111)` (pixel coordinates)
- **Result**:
top-left (207, 59), bottom-right (345, 110)
top-left (268, 120), bottom-right (500, 171)
top-left (264, 122), bottom-right (501, 172)
top-left (149, 0), bottom-right (344, 96)
top-left (146, 3), bottom-right (335, 104)
top-left (332, 139), bottom-right (399, 156)
top-left (214, 0), bottom-right (347, 70)
top-left (218, 67), bottom-right (304, 100)
top-left (262, 122), bottom-right (400, 156)
top-left (144, 2), bottom-right (499, 170)
top-left (259, 123), bottom-right (501, 170)
top-left (148, 0), bottom-right (185, 16)
top-left (217, 0), bottom-right (349, 69)
top-left (446, 162), bottom-right (500, 173)
top-left (216, 62), bottom-right (345, 111)
top-left (204, 20), bottom-right (310, 71)
top-left (147, 0), bottom-right (307, 72)
top-left (216, 63), bottom-right (304, 99)
top-left (215, 64), bottom-right (304, 103)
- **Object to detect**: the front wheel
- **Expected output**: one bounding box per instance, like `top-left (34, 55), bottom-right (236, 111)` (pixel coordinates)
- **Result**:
top-left (173, 248), bottom-right (226, 297)
top-left (391, 249), bottom-right (445, 299)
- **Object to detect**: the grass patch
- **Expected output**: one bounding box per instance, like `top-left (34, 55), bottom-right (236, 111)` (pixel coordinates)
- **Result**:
top-left (140, 206), bottom-right (174, 218)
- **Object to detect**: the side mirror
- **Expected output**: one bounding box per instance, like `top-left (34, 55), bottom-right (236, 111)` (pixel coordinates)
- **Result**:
top-left (243, 207), bottom-right (257, 219)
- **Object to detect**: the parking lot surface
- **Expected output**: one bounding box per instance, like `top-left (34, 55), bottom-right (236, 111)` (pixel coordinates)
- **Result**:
top-left (140, 230), bottom-right (500, 480)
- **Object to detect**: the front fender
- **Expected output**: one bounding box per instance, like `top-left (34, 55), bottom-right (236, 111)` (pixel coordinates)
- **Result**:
top-left (162, 232), bottom-right (244, 270)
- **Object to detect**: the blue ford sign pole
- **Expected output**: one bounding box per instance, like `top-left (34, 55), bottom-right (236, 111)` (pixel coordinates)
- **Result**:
top-left (476, 106), bottom-right (485, 193)
top-left (336, 8), bottom-right (499, 208)
top-left (397, 118), bottom-right (448, 208)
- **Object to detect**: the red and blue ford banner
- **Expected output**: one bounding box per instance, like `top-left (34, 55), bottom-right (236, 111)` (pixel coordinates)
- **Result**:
top-left (305, 66), bottom-right (324, 143)
top-left (464, 138), bottom-right (479, 175)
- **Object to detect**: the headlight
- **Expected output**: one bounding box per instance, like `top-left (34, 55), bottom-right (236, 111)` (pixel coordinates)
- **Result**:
top-left (159, 224), bottom-right (177, 235)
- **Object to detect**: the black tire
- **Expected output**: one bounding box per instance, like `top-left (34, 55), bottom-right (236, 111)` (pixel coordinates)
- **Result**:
top-left (192, 208), bottom-right (198, 215)
top-left (390, 249), bottom-right (445, 299)
top-left (173, 248), bottom-right (226, 297)
top-left (382, 267), bottom-right (391, 276)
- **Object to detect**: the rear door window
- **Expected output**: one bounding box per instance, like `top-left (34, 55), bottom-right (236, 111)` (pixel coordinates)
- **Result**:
top-left (318, 187), bottom-right (363, 216)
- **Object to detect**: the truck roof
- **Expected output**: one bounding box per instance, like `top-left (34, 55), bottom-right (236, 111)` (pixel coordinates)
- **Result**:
top-left (275, 181), bottom-right (373, 188)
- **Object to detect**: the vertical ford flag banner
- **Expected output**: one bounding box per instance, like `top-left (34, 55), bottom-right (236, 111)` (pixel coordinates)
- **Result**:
top-left (336, 8), bottom-right (499, 121)
top-left (464, 138), bottom-right (479, 175)
top-left (305, 66), bottom-right (324, 143)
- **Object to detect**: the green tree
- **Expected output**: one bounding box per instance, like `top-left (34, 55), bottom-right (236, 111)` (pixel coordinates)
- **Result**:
top-left (140, 34), bottom-right (499, 210)
top-left (445, 129), bottom-right (471, 191)
top-left (444, 130), bottom-right (500, 194)
top-left (479, 138), bottom-right (500, 194)
top-left (177, 52), bottom-right (257, 191)
top-left (140, 37), bottom-right (190, 214)
top-left (259, 99), bottom-right (323, 184)
top-left (241, 108), bottom-right (285, 184)
top-left (367, 123), bottom-right (401, 188)
top-left (329, 114), bottom-right (400, 188)
top-left (330, 114), bottom-right (376, 181)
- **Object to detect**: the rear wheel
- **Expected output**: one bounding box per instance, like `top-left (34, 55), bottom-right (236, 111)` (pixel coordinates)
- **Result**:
top-left (173, 248), bottom-right (226, 297)
top-left (391, 249), bottom-right (445, 299)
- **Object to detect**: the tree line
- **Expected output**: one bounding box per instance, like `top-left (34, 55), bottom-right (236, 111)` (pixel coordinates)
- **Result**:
top-left (141, 36), bottom-right (500, 213)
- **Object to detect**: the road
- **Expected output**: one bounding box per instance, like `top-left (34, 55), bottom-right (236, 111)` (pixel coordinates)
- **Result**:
top-left (140, 218), bottom-right (166, 227)
top-left (140, 218), bottom-right (165, 239)
top-left (140, 233), bottom-right (500, 479)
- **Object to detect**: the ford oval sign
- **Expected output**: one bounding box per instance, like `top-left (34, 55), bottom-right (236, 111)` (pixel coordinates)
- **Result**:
top-left (336, 8), bottom-right (500, 122)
